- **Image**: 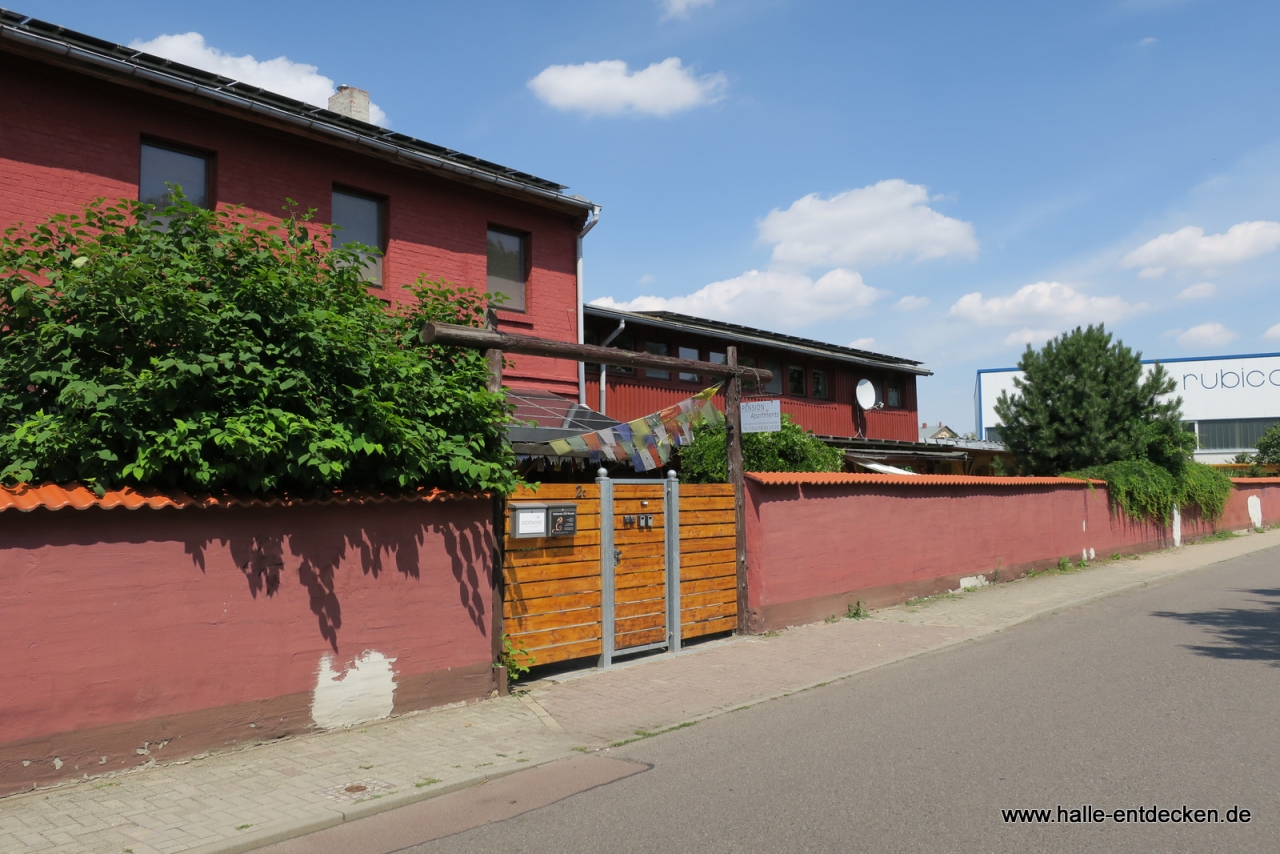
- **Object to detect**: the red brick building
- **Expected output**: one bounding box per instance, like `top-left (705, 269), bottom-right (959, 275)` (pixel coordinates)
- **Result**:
top-left (0, 12), bottom-right (597, 399)
top-left (584, 305), bottom-right (930, 442)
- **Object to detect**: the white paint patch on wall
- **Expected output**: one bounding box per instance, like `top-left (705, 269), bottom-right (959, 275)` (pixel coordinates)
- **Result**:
top-left (311, 650), bottom-right (397, 730)
top-left (958, 575), bottom-right (989, 591)
top-left (1172, 505), bottom-right (1182, 548)
top-left (1248, 495), bottom-right (1263, 529)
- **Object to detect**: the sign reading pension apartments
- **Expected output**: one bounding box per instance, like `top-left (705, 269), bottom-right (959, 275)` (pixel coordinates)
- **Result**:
top-left (741, 399), bottom-right (782, 434)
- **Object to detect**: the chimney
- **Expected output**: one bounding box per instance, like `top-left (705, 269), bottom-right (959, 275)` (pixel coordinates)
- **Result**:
top-left (328, 86), bottom-right (371, 123)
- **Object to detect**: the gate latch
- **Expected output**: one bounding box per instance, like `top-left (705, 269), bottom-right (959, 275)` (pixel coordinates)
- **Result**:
top-left (613, 548), bottom-right (622, 565)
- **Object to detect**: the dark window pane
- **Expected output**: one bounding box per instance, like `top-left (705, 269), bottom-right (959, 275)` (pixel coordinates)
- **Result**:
top-left (645, 342), bottom-right (670, 380)
top-left (678, 346), bottom-right (700, 382)
top-left (763, 360), bottom-right (782, 394)
top-left (739, 356), bottom-right (757, 392)
top-left (612, 336), bottom-right (635, 374)
top-left (887, 382), bottom-right (902, 408)
top-left (487, 228), bottom-right (527, 311)
top-left (788, 365), bottom-right (806, 396)
top-left (140, 143), bottom-right (209, 208)
top-left (1196, 418), bottom-right (1280, 450)
top-left (333, 191), bottom-right (384, 285)
top-left (812, 370), bottom-right (828, 400)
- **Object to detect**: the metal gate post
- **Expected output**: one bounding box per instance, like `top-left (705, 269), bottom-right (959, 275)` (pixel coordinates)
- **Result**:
top-left (597, 468), bottom-right (615, 669)
top-left (665, 470), bottom-right (682, 653)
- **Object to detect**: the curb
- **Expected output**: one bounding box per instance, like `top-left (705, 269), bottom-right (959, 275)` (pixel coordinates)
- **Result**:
top-left (183, 748), bottom-right (584, 854)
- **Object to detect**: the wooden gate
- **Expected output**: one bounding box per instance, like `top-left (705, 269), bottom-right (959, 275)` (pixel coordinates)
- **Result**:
top-left (502, 476), bottom-right (736, 670)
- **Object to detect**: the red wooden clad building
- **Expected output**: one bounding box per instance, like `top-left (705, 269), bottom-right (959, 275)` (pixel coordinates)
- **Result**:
top-left (583, 305), bottom-right (930, 443)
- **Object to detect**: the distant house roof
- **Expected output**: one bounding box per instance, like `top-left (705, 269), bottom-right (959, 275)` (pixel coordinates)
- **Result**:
top-left (0, 11), bottom-right (596, 216)
top-left (919, 423), bottom-right (960, 441)
top-left (585, 304), bottom-right (931, 376)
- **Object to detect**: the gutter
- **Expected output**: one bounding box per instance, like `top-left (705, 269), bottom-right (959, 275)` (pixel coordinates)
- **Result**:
top-left (575, 205), bottom-right (602, 405)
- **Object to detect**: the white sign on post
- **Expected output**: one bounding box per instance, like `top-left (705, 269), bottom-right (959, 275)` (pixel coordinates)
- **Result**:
top-left (741, 399), bottom-right (782, 433)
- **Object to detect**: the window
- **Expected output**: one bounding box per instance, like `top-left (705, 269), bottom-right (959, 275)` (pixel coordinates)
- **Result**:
top-left (140, 142), bottom-right (210, 208)
top-left (645, 342), bottom-right (670, 380)
top-left (611, 336), bottom-right (635, 374)
top-left (763, 360), bottom-right (783, 394)
top-left (788, 365), bottom-right (806, 397)
top-left (812, 369), bottom-right (829, 400)
top-left (486, 227), bottom-right (528, 311)
top-left (678, 347), bottom-right (700, 382)
top-left (1195, 418), bottom-right (1280, 450)
top-left (986, 427), bottom-right (1003, 443)
top-left (886, 381), bottom-right (902, 408)
top-left (332, 190), bottom-right (385, 285)
top-left (740, 356), bottom-right (758, 392)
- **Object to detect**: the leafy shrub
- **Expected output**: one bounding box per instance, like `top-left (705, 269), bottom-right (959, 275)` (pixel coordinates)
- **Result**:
top-left (0, 197), bottom-right (516, 495)
top-left (677, 413), bottom-right (844, 483)
top-left (1255, 423), bottom-right (1280, 465)
top-left (1064, 459), bottom-right (1232, 523)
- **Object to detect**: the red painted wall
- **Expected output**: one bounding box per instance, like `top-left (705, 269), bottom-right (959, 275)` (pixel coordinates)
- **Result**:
top-left (0, 498), bottom-right (495, 794)
top-left (584, 372), bottom-right (918, 440)
top-left (0, 53), bottom-right (584, 396)
top-left (745, 476), bottom-right (1280, 631)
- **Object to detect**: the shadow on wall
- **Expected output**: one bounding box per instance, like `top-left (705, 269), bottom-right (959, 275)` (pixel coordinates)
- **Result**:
top-left (1153, 588), bottom-right (1280, 664)
top-left (181, 503), bottom-right (491, 652)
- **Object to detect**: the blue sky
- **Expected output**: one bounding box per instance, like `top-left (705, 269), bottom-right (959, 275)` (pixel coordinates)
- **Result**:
top-left (16, 0), bottom-right (1280, 431)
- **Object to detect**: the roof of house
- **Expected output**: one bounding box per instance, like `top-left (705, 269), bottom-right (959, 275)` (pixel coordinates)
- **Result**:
top-left (0, 10), bottom-right (596, 216)
top-left (585, 304), bottom-right (932, 376)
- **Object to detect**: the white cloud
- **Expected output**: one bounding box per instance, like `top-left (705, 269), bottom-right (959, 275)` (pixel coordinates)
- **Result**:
top-left (849, 337), bottom-right (877, 350)
top-left (894, 295), bottom-right (931, 311)
top-left (528, 58), bottom-right (726, 117)
top-left (638, 274), bottom-right (656, 285)
top-left (1177, 282), bottom-right (1216, 300)
top-left (1003, 328), bottom-right (1059, 348)
top-left (1176, 323), bottom-right (1238, 349)
top-left (1120, 220), bottom-right (1280, 277)
top-left (1264, 322), bottom-right (1280, 341)
top-left (948, 281), bottom-right (1145, 326)
top-left (591, 268), bottom-right (886, 330)
top-left (660, 0), bottom-right (714, 20)
top-left (759, 180), bottom-right (978, 269)
top-left (130, 33), bottom-right (388, 126)
top-left (1139, 37), bottom-right (1158, 46)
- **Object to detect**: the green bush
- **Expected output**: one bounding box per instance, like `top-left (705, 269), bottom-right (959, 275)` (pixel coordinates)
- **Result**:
top-left (0, 197), bottom-right (516, 496)
top-left (1255, 423), bottom-right (1280, 465)
top-left (677, 413), bottom-right (844, 483)
top-left (1064, 459), bottom-right (1232, 523)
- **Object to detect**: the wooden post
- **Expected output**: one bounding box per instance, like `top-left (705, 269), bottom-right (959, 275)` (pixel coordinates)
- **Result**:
top-left (726, 346), bottom-right (748, 634)
top-left (483, 307), bottom-right (503, 395)
top-left (484, 307), bottom-right (506, 691)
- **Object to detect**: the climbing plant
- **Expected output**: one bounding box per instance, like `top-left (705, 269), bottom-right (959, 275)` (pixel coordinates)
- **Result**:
top-left (0, 197), bottom-right (516, 495)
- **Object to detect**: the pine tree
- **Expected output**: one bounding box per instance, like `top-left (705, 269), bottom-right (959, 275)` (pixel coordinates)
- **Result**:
top-left (994, 325), bottom-right (1183, 475)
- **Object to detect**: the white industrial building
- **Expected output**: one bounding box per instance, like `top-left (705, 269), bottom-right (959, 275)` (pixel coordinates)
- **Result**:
top-left (975, 352), bottom-right (1280, 464)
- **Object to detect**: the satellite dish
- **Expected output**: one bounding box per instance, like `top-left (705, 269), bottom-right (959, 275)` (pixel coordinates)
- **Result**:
top-left (855, 378), bottom-right (879, 410)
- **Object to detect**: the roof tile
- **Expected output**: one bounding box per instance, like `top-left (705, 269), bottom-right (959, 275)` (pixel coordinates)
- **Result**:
top-left (0, 483), bottom-right (485, 513)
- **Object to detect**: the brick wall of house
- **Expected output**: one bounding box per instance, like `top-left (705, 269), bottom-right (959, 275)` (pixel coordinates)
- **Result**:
top-left (0, 53), bottom-right (585, 396)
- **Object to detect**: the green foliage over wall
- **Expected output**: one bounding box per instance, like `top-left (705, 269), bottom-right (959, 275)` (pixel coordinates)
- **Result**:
top-left (1064, 459), bottom-right (1233, 523)
top-left (0, 197), bottom-right (516, 496)
top-left (677, 413), bottom-right (844, 483)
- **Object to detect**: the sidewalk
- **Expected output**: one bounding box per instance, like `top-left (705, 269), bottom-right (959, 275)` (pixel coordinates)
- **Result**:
top-left (3, 529), bottom-right (1277, 854)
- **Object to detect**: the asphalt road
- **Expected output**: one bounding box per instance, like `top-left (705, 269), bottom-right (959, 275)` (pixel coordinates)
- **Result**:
top-left (301, 545), bottom-right (1280, 853)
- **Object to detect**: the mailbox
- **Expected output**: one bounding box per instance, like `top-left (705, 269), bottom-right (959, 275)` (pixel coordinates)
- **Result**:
top-left (509, 503), bottom-right (548, 539)
top-left (547, 504), bottom-right (578, 537)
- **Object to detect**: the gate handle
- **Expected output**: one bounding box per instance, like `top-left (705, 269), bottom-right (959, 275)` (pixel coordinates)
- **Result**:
top-left (613, 548), bottom-right (622, 565)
